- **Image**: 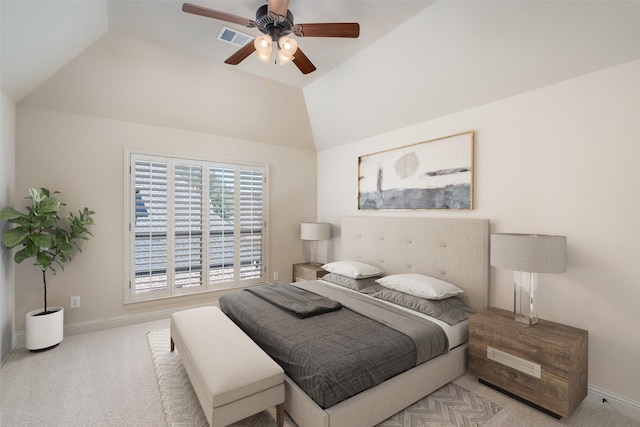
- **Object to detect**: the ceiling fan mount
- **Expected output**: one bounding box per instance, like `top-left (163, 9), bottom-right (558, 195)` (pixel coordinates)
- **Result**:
top-left (254, 5), bottom-right (294, 41)
top-left (182, 1), bottom-right (360, 74)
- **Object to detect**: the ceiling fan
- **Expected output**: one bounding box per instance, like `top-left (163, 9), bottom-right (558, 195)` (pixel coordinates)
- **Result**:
top-left (182, 0), bottom-right (360, 74)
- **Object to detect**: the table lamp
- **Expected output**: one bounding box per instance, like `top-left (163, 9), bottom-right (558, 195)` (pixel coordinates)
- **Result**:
top-left (301, 222), bottom-right (331, 266)
top-left (490, 233), bottom-right (566, 326)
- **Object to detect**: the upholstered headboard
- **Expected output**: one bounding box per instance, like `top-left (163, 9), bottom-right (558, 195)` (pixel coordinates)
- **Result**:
top-left (341, 216), bottom-right (489, 314)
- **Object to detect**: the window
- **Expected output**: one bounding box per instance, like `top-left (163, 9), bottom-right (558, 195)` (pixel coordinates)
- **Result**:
top-left (125, 152), bottom-right (268, 302)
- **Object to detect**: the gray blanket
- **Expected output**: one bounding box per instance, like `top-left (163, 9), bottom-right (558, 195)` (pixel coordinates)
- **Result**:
top-left (244, 283), bottom-right (342, 318)
top-left (294, 280), bottom-right (448, 364)
top-left (219, 282), bottom-right (448, 409)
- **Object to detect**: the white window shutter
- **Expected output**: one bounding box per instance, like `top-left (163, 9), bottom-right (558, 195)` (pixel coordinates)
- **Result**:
top-left (128, 153), bottom-right (267, 301)
top-left (133, 158), bottom-right (169, 294)
top-left (239, 167), bottom-right (264, 281)
top-left (174, 162), bottom-right (204, 290)
top-left (209, 165), bottom-right (236, 286)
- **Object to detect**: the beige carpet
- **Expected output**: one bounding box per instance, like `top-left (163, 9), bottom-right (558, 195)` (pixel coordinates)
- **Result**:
top-left (147, 329), bottom-right (501, 427)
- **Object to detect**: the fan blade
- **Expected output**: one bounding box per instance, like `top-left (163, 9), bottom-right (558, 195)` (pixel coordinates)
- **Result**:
top-left (292, 48), bottom-right (316, 74)
top-left (182, 3), bottom-right (256, 28)
top-left (224, 42), bottom-right (257, 65)
top-left (268, 0), bottom-right (289, 18)
top-left (293, 23), bottom-right (360, 38)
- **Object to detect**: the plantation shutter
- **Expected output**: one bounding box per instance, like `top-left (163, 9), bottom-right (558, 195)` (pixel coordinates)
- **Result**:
top-left (239, 167), bottom-right (264, 281)
top-left (173, 162), bottom-right (204, 292)
top-left (209, 164), bottom-right (236, 287)
top-left (128, 152), bottom-right (267, 302)
top-left (133, 158), bottom-right (169, 295)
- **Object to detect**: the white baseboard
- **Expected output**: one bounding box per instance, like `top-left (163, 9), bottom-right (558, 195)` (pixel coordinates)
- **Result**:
top-left (1, 334), bottom-right (18, 368)
top-left (587, 384), bottom-right (640, 421)
top-left (15, 302), bottom-right (219, 349)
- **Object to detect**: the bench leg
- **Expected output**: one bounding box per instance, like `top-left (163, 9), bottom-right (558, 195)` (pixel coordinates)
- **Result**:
top-left (170, 337), bottom-right (175, 352)
top-left (276, 403), bottom-right (284, 427)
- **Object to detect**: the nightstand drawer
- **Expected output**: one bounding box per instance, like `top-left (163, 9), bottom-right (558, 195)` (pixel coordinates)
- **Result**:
top-left (292, 263), bottom-right (327, 282)
top-left (469, 308), bottom-right (588, 418)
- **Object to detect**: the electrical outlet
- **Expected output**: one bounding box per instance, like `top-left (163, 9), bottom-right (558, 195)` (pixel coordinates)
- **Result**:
top-left (70, 296), bottom-right (80, 308)
top-left (273, 272), bottom-right (279, 281)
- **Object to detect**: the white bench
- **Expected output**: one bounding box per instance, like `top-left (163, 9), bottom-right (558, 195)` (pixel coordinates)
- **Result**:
top-left (170, 306), bottom-right (285, 427)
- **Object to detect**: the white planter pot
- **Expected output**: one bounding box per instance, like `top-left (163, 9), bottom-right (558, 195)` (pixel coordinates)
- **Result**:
top-left (25, 306), bottom-right (64, 351)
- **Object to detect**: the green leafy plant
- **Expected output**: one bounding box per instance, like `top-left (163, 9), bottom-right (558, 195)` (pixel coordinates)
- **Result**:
top-left (0, 188), bottom-right (95, 314)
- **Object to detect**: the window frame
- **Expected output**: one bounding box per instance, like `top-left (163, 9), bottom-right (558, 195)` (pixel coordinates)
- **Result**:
top-left (123, 149), bottom-right (269, 304)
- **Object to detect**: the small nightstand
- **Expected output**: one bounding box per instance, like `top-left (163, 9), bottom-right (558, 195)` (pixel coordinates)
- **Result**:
top-left (292, 263), bottom-right (328, 282)
top-left (468, 307), bottom-right (588, 418)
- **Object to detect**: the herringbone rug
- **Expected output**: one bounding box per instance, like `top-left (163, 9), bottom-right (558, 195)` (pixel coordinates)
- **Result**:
top-left (147, 329), bottom-right (501, 427)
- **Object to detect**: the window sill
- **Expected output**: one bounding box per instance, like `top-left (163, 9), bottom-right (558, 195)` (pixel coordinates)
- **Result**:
top-left (123, 283), bottom-right (268, 309)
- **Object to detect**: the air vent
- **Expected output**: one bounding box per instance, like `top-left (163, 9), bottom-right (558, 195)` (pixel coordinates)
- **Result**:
top-left (217, 26), bottom-right (254, 47)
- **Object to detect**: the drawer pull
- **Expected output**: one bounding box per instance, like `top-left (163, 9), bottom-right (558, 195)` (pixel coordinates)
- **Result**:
top-left (487, 346), bottom-right (541, 379)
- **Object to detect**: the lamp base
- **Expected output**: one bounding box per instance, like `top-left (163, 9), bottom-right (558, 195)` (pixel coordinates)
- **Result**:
top-left (312, 240), bottom-right (319, 266)
top-left (514, 271), bottom-right (538, 326)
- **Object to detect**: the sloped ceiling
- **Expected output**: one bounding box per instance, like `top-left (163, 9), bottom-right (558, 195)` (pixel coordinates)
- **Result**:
top-left (1, 0), bottom-right (433, 100)
top-left (2, 1), bottom-right (640, 151)
top-left (305, 0), bottom-right (640, 150)
top-left (17, 32), bottom-right (317, 150)
top-left (1, 0), bottom-right (109, 102)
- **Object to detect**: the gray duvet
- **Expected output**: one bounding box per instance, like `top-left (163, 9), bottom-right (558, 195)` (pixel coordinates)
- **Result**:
top-left (219, 281), bottom-right (448, 409)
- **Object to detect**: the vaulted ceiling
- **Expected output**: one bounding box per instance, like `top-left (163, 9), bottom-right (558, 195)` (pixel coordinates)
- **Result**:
top-left (2, 1), bottom-right (640, 151)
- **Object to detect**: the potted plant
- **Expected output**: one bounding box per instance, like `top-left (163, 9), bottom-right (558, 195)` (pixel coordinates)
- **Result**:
top-left (0, 187), bottom-right (95, 351)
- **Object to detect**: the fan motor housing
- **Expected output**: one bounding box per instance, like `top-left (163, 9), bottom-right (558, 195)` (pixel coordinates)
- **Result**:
top-left (255, 4), bottom-right (294, 38)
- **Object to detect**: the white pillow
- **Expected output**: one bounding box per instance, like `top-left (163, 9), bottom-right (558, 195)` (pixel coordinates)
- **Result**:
top-left (376, 273), bottom-right (463, 300)
top-left (322, 260), bottom-right (383, 279)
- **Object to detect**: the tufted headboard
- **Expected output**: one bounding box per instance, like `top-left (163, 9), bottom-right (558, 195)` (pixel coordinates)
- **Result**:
top-left (341, 216), bottom-right (489, 314)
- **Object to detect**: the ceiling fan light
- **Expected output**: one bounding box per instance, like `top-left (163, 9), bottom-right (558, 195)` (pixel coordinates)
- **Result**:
top-left (279, 36), bottom-right (298, 58)
top-left (256, 52), bottom-right (272, 63)
top-left (254, 35), bottom-right (273, 56)
top-left (277, 50), bottom-right (294, 65)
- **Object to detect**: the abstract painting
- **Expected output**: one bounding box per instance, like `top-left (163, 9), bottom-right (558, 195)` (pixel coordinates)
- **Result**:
top-left (358, 131), bottom-right (474, 210)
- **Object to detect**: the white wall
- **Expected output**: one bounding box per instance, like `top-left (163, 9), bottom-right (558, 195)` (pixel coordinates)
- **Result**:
top-left (0, 91), bottom-right (16, 365)
top-left (13, 106), bottom-right (318, 336)
top-left (318, 60), bottom-right (640, 404)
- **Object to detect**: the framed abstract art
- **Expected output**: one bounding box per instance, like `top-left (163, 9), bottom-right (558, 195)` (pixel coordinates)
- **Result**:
top-left (358, 131), bottom-right (474, 210)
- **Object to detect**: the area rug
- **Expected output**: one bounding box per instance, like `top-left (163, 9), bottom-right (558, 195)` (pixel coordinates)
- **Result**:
top-left (147, 329), bottom-right (501, 427)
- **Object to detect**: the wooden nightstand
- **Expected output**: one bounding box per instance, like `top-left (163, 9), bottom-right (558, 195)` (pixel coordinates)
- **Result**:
top-left (468, 308), bottom-right (588, 418)
top-left (292, 263), bottom-right (328, 282)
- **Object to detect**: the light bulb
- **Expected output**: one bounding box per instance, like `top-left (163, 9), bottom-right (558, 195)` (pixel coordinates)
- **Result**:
top-left (278, 36), bottom-right (298, 59)
top-left (254, 35), bottom-right (273, 63)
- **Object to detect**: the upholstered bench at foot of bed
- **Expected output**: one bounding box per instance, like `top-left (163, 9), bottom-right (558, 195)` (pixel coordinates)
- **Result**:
top-left (170, 306), bottom-right (285, 427)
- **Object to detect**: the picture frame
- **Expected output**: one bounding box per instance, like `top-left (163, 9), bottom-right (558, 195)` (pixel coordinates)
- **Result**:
top-left (358, 131), bottom-right (474, 210)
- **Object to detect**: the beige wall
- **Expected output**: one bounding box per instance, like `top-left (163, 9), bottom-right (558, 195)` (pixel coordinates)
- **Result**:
top-left (1, 91), bottom-right (16, 365)
top-left (317, 60), bottom-right (640, 403)
top-left (20, 32), bottom-right (316, 151)
top-left (14, 106), bottom-right (317, 336)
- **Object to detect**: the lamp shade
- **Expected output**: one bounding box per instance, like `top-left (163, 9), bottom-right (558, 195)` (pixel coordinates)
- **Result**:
top-left (277, 50), bottom-right (293, 65)
top-left (279, 36), bottom-right (298, 58)
top-left (490, 233), bottom-right (566, 273)
top-left (301, 223), bottom-right (331, 241)
top-left (254, 35), bottom-right (273, 63)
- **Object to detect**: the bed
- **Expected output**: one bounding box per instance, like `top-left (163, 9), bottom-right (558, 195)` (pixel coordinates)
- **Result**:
top-left (221, 216), bottom-right (489, 427)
